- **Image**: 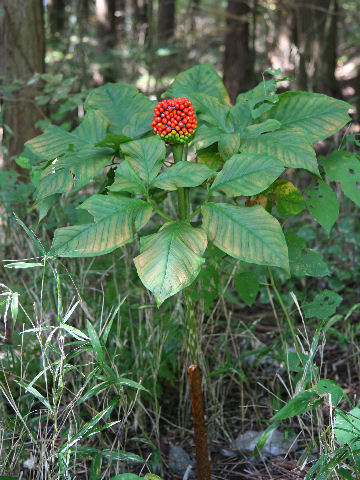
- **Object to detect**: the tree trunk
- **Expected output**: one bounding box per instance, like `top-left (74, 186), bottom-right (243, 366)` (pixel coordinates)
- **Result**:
top-left (1, 0), bottom-right (45, 167)
top-left (158, 0), bottom-right (176, 43)
top-left (48, 0), bottom-right (67, 36)
top-left (95, 0), bottom-right (126, 82)
top-left (323, 0), bottom-right (339, 96)
top-left (132, 0), bottom-right (150, 43)
top-left (268, 0), bottom-right (296, 79)
top-left (293, 0), bottom-right (340, 95)
top-left (96, 0), bottom-right (117, 48)
top-left (223, 0), bottom-right (252, 103)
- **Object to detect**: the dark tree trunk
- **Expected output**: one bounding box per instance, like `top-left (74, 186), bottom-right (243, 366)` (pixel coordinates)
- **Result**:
top-left (95, 0), bottom-right (126, 82)
top-left (158, 0), bottom-right (176, 42)
top-left (223, 0), bottom-right (252, 103)
top-left (116, 0), bottom-right (127, 42)
top-left (1, 0), bottom-right (46, 167)
top-left (293, 0), bottom-right (340, 95)
top-left (48, 0), bottom-right (67, 36)
top-left (132, 0), bottom-right (149, 42)
top-left (269, 0), bottom-right (296, 79)
top-left (96, 0), bottom-right (117, 48)
top-left (323, 0), bottom-right (339, 96)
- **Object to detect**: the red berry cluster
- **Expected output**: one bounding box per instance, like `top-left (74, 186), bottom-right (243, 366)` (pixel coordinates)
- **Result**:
top-left (151, 97), bottom-right (197, 144)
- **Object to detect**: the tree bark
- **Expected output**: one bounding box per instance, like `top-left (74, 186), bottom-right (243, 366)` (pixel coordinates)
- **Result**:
top-left (223, 0), bottom-right (252, 103)
top-left (158, 0), bottom-right (176, 43)
top-left (95, 0), bottom-right (126, 82)
top-left (48, 0), bottom-right (67, 36)
top-left (293, 0), bottom-right (340, 95)
top-left (1, 0), bottom-right (45, 166)
top-left (96, 0), bottom-right (117, 48)
top-left (132, 0), bottom-right (150, 43)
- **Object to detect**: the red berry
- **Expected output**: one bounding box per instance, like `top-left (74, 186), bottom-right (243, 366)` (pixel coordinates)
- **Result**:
top-left (152, 97), bottom-right (197, 144)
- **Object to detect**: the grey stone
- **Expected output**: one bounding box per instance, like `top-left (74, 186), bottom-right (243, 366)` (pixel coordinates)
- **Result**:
top-left (168, 445), bottom-right (195, 477)
top-left (229, 429), bottom-right (297, 456)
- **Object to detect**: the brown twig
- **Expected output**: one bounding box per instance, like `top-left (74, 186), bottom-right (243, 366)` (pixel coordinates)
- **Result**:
top-left (188, 364), bottom-right (211, 480)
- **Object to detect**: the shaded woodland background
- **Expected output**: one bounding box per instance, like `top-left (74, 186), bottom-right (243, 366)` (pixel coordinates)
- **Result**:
top-left (1, 3), bottom-right (360, 479)
top-left (0, 0), bottom-right (359, 167)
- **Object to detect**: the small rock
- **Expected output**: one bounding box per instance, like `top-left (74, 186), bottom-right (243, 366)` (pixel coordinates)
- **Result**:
top-left (24, 454), bottom-right (36, 469)
top-left (168, 445), bottom-right (195, 477)
top-left (231, 430), bottom-right (297, 456)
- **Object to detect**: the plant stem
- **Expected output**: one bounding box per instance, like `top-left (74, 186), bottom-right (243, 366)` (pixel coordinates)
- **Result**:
top-left (173, 144), bottom-right (187, 220)
top-left (189, 206), bottom-right (202, 221)
top-left (174, 143), bottom-right (198, 364)
top-left (268, 267), bottom-right (303, 361)
top-left (188, 365), bottom-right (211, 480)
top-left (147, 199), bottom-right (173, 222)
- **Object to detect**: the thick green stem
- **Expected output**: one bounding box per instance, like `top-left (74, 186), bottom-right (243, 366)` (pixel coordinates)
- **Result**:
top-left (174, 143), bottom-right (198, 364)
top-left (173, 144), bottom-right (187, 220)
top-left (185, 289), bottom-right (198, 363)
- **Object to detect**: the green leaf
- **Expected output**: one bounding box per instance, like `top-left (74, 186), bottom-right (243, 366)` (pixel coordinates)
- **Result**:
top-left (109, 160), bottom-right (146, 195)
top-left (196, 93), bottom-right (231, 130)
top-left (218, 133), bottom-right (241, 161)
top-left (273, 391), bottom-right (320, 421)
top-left (95, 133), bottom-right (132, 150)
top-left (90, 452), bottom-right (102, 480)
top-left (14, 380), bottom-right (52, 411)
top-left (210, 153), bottom-right (284, 196)
top-left (134, 222), bottom-right (207, 306)
top-left (336, 468), bottom-right (355, 480)
top-left (38, 194), bottom-right (61, 221)
top-left (273, 180), bottom-right (306, 218)
top-left (334, 407), bottom-right (360, 448)
top-left (85, 82), bottom-right (155, 138)
top-left (197, 145), bottom-right (222, 170)
top-left (285, 232), bottom-right (329, 277)
top-left (241, 128), bottom-right (319, 175)
top-left (60, 396), bottom-right (120, 452)
top-left (164, 63), bottom-right (230, 107)
top-left (4, 262), bottom-right (43, 269)
top-left (79, 377), bottom-right (148, 404)
top-left (322, 151), bottom-right (360, 207)
top-left (0, 477), bottom-right (25, 480)
top-left (87, 321), bottom-right (104, 364)
top-left (237, 79), bottom-right (278, 119)
top-left (102, 450), bottom-right (144, 462)
top-left (26, 111), bottom-right (111, 162)
top-left (50, 194), bottom-right (152, 257)
top-left (254, 422), bottom-right (280, 455)
top-left (61, 324), bottom-right (90, 341)
top-left (304, 180), bottom-right (339, 234)
top-left (312, 379), bottom-right (344, 406)
top-left (36, 146), bottom-right (113, 200)
top-left (234, 272), bottom-right (259, 306)
top-left (115, 377), bottom-right (148, 392)
top-left (193, 124), bottom-right (223, 150)
top-left (202, 203), bottom-right (289, 272)
top-left (303, 290), bottom-right (342, 319)
top-left (110, 475), bottom-right (142, 480)
top-left (74, 111), bottom-right (110, 144)
top-left (25, 125), bottom-right (87, 160)
top-left (264, 91), bottom-right (351, 142)
top-left (228, 101), bottom-right (252, 131)
top-left (121, 136), bottom-right (166, 186)
top-left (151, 162), bottom-right (215, 191)
top-left (244, 119), bottom-right (281, 137)
top-left (13, 213), bottom-right (45, 254)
